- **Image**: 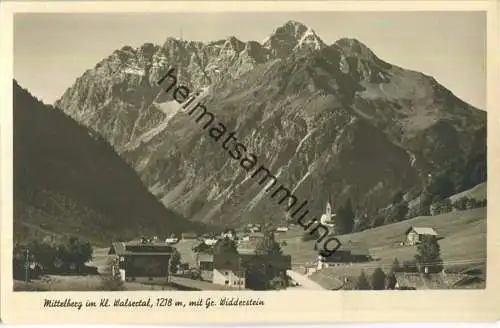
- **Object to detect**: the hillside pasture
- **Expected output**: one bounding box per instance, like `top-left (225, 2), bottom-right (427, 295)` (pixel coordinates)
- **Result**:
top-left (276, 208), bottom-right (486, 289)
top-left (449, 182), bottom-right (486, 202)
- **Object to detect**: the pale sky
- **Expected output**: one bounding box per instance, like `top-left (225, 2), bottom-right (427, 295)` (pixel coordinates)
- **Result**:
top-left (14, 12), bottom-right (486, 109)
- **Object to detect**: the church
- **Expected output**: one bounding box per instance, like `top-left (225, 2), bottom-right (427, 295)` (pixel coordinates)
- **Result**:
top-left (319, 199), bottom-right (336, 228)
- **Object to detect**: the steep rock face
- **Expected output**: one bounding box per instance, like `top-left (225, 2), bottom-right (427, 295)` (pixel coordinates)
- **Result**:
top-left (14, 80), bottom-right (204, 244)
top-left (263, 20), bottom-right (326, 57)
top-left (55, 20), bottom-right (486, 227)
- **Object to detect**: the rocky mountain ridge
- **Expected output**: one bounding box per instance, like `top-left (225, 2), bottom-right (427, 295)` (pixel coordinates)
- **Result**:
top-left (55, 20), bottom-right (486, 229)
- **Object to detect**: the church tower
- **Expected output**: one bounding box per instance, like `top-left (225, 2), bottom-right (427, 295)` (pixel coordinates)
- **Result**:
top-left (326, 199), bottom-right (332, 218)
top-left (320, 196), bottom-right (336, 228)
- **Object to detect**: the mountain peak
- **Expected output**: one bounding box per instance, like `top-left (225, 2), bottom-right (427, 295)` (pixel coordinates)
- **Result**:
top-left (263, 20), bottom-right (325, 57)
top-left (280, 20), bottom-right (309, 34)
top-left (266, 20), bottom-right (309, 42)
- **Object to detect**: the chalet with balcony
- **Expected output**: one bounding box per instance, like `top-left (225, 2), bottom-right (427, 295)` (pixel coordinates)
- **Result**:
top-left (108, 241), bottom-right (175, 281)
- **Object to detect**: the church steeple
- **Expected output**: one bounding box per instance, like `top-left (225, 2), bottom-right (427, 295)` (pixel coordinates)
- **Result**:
top-left (326, 200), bottom-right (332, 217)
top-left (320, 196), bottom-right (336, 228)
top-left (326, 195), bottom-right (335, 217)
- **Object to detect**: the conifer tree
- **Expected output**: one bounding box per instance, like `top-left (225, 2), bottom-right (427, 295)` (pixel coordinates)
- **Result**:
top-left (391, 258), bottom-right (402, 273)
top-left (169, 249), bottom-right (181, 274)
top-left (255, 229), bottom-right (282, 255)
top-left (415, 235), bottom-right (443, 273)
top-left (355, 270), bottom-right (371, 290)
top-left (214, 237), bottom-right (238, 255)
top-left (370, 267), bottom-right (386, 290)
top-left (336, 198), bottom-right (355, 235)
top-left (386, 271), bottom-right (397, 290)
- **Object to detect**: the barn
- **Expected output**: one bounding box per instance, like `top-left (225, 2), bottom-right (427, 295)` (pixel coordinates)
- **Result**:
top-left (108, 241), bottom-right (175, 281)
top-left (404, 227), bottom-right (439, 245)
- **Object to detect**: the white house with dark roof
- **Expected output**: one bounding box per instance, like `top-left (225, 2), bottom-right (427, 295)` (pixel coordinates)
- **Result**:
top-left (404, 226), bottom-right (439, 245)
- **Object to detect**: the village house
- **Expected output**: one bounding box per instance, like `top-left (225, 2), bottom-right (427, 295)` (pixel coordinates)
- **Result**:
top-left (164, 237), bottom-right (179, 244)
top-left (211, 252), bottom-right (291, 290)
top-left (197, 232), bottom-right (292, 290)
top-left (163, 233), bottom-right (180, 244)
top-left (212, 252), bottom-right (246, 289)
top-left (275, 226), bottom-right (289, 233)
top-left (404, 227), bottom-right (440, 246)
top-left (317, 241), bottom-right (371, 269)
top-left (108, 241), bottom-right (175, 281)
top-left (221, 229), bottom-right (236, 240)
top-left (204, 238), bottom-right (219, 246)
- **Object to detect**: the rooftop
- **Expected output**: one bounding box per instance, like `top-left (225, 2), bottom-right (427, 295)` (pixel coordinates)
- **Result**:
top-left (406, 227), bottom-right (439, 236)
top-left (109, 241), bottom-right (175, 256)
top-left (318, 238), bottom-right (370, 257)
top-left (212, 252), bottom-right (292, 270)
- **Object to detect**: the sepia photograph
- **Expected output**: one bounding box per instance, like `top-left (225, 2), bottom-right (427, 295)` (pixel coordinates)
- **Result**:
top-left (11, 9), bottom-right (489, 292)
top-left (1, 0), bottom-right (499, 324)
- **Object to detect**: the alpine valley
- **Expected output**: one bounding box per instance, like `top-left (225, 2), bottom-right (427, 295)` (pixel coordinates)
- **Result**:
top-left (53, 20), bottom-right (486, 230)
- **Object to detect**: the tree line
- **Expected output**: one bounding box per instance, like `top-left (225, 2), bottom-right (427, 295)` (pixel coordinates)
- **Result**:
top-left (296, 157), bottom-right (486, 237)
top-left (353, 235), bottom-right (443, 290)
top-left (301, 192), bottom-right (486, 241)
top-left (319, 179), bottom-right (487, 235)
top-left (13, 237), bottom-right (93, 280)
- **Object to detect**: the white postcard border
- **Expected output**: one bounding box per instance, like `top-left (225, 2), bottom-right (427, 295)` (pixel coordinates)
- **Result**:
top-left (1, 1), bottom-right (499, 324)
